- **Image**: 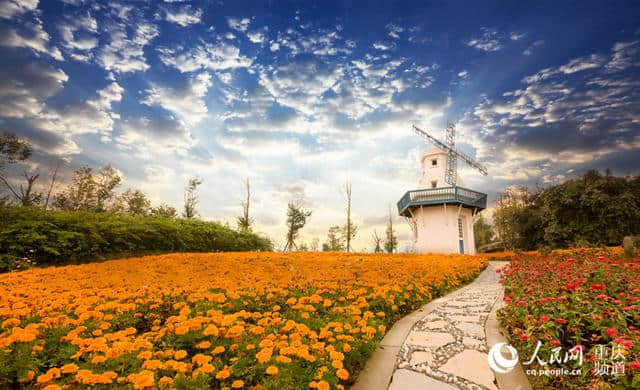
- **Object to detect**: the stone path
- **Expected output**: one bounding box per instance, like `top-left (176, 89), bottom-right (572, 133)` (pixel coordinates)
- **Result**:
top-left (389, 261), bottom-right (508, 390)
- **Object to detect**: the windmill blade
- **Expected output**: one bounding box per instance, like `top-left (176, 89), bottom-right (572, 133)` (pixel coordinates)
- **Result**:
top-left (412, 125), bottom-right (452, 153)
top-left (450, 148), bottom-right (488, 176)
top-left (412, 124), bottom-right (488, 176)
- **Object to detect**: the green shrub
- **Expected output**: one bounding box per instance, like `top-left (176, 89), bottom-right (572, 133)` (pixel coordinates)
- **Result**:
top-left (0, 207), bottom-right (272, 271)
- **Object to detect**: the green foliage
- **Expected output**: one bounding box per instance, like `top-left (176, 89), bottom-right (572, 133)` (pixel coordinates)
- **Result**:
top-left (322, 225), bottom-right (344, 251)
top-left (473, 213), bottom-right (494, 248)
top-left (283, 202), bottom-right (312, 251)
top-left (493, 171), bottom-right (640, 250)
top-left (53, 165), bottom-right (121, 212)
top-left (182, 177), bottom-right (202, 219)
top-left (384, 210), bottom-right (397, 254)
top-left (0, 206), bottom-right (272, 272)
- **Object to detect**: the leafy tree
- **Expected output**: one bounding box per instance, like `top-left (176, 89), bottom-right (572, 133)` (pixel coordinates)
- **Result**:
top-left (493, 186), bottom-right (544, 250)
top-left (183, 177), bottom-right (202, 219)
top-left (0, 133), bottom-right (40, 206)
top-left (493, 171), bottom-right (640, 250)
top-left (473, 213), bottom-right (494, 248)
top-left (283, 202), bottom-right (311, 251)
top-left (323, 225), bottom-right (344, 251)
top-left (237, 178), bottom-right (253, 232)
top-left (150, 203), bottom-right (178, 218)
top-left (0, 132), bottom-right (31, 167)
top-left (384, 207), bottom-right (398, 253)
top-left (117, 189), bottom-right (151, 216)
top-left (54, 165), bottom-right (121, 212)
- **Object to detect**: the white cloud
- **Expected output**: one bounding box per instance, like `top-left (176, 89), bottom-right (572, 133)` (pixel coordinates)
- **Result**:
top-left (373, 41), bottom-right (394, 51)
top-left (510, 32), bottom-right (526, 41)
top-left (98, 22), bottom-right (159, 73)
top-left (158, 41), bottom-right (252, 73)
top-left (458, 70), bottom-right (469, 78)
top-left (0, 61), bottom-right (68, 118)
top-left (0, 19), bottom-right (63, 60)
top-left (466, 28), bottom-right (502, 52)
top-left (247, 31), bottom-right (264, 44)
top-left (606, 40), bottom-right (639, 70)
top-left (143, 72), bottom-right (212, 125)
top-left (386, 22), bottom-right (404, 39)
top-left (165, 5), bottom-right (203, 26)
top-left (228, 17), bottom-right (250, 32)
top-left (269, 41), bottom-right (280, 51)
top-left (0, 0), bottom-right (38, 19)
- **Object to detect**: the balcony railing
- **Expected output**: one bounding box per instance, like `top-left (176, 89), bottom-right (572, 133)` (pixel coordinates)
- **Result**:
top-left (397, 186), bottom-right (487, 216)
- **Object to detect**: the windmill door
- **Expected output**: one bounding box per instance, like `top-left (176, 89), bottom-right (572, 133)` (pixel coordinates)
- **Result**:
top-left (457, 217), bottom-right (465, 254)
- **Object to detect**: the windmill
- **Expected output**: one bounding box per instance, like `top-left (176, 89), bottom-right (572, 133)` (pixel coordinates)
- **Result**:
top-left (412, 122), bottom-right (488, 186)
top-left (397, 122), bottom-right (489, 255)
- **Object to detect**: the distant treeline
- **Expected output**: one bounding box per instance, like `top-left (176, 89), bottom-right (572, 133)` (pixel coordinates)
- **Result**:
top-left (490, 170), bottom-right (640, 250)
top-left (0, 207), bottom-right (273, 272)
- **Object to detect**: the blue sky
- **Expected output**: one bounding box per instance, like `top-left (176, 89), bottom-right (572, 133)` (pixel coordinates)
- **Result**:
top-left (1, 0), bottom-right (639, 250)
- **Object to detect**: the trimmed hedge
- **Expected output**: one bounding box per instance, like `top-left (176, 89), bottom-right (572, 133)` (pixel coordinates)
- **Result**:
top-left (0, 207), bottom-right (272, 271)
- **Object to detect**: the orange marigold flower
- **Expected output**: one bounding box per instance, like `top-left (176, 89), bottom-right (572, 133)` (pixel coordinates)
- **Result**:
top-left (215, 368), bottom-right (231, 380)
top-left (336, 368), bottom-right (349, 380)
top-left (61, 363), bottom-right (79, 374)
top-left (203, 324), bottom-right (219, 337)
top-left (232, 379), bottom-right (245, 388)
top-left (317, 380), bottom-right (330, 390)
top-left (128, 370), bottom-right (155, 389)
top-left (266, 365), bottom-right (278, 376)
top-left (196, 341), bottom-right (211, 349)
top-left (174, 350), bottom-right (187, 360)
top-left (43, 385), bottom-right (61, 390)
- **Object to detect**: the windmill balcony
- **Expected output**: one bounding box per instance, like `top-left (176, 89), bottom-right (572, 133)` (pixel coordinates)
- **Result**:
top-left (397, 186), bottom-right (487, 217)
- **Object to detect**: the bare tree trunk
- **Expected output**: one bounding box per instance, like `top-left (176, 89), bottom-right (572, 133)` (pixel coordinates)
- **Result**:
top-left (344, 182), bottom-right (352, 252)
top-left (44, 161), bottom-right (62, 210)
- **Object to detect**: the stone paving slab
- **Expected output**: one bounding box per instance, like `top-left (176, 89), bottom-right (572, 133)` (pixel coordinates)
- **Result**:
top-left (389, 261), bottom-right (508, 390)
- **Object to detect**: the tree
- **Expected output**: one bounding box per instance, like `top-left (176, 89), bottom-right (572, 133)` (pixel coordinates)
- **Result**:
top-left (473, 213), bottom-right (494, 249)
top-left (183, 177), bottom-right (202, 219)
top-left (372, 230), bottom-right (383, 253)
top-left (323, 225), bottom-right (345, 251)
top-left (283, 202), bottom-right (312, 251)
top-left (0, 133), bottom-right (38, 206)
top-left (384, 207), bottom-right (398, 253)
top-left (342, 182), bottom-right (358, 252)
top-left (94, 165), bottom-right (121, 212)
top-left (54, 165), bottom-right (121, 211)
top-left (118, 189), bottom-right (151, 216)
top-left (150, 203), bottom-right (178, 218)
top-left (0, 132), bottom-right (31, 168)
top-left (237, 178), bottom-right (253, 232)
top-left (0, 171), bottom-right (42, 206)
top-left (310, 238), bottom-right (320, 251)
top-left (493, 185), bottom-right (543, 250)
top-left (44, 161), bottom-right (63, 210)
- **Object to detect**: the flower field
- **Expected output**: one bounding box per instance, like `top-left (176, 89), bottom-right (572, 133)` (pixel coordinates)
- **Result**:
top-left (0, 252), bottom-right (488, 389)
top-left (498, 248), bottom-right (640, 389)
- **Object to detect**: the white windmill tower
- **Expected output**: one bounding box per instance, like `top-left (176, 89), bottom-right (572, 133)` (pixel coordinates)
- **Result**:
top-left (397, 122), bottom-right (488, 254)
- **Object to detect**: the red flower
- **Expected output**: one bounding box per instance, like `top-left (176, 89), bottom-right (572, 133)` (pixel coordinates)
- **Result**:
top-left (589, 284), bottom-right (605, 291)
top-left (555, 318), bottom-right (568, 325)
top-left (566, 258), bottom-right (577, 263)
top-left (629, 361), bottom-right (640, 371)
top-left (517, 301), bottom-right (526, 307)
top-left (606, 328), bottom-right (618, 337)
top-left (595, 294), bottom-right (608, 300)
top-left (503, 297), bottom-right (512, 303)
top-left (539, 315), bottom-right (550, 322)
top-left (578, 248), bottom-right (586, 253)
top-left (551, 340), bottom-right (561, 346)
top-left (519, 333), bottom-right (529, 341)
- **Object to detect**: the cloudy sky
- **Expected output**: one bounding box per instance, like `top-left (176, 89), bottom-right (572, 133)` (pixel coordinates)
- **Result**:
top-left (1, 0), bottom-right (639, 250)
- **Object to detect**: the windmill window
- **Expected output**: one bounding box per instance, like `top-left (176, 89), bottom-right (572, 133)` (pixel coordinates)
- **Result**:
top-left (431, 180), bottom-right (437, 188)
top-left (431, 159), bottom-right (438, 166)
top-left (458, 218), bottom-right (464, 238)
